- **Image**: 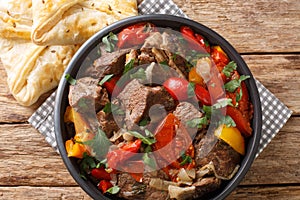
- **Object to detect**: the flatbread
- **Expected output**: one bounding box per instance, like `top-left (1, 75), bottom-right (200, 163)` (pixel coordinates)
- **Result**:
top-left (0, 0), bottom-right (33, 40)
top-left (0, 38), bottom-right (79, 106)
top-left (31, 0), bottom-right (138, 45)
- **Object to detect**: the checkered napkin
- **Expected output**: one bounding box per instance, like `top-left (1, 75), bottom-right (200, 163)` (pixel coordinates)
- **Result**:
top-left (28, 0), bottom-right (292, 157)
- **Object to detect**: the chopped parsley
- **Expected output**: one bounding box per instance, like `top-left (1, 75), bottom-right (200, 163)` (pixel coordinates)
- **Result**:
top-left (224, 75), bottom-right (250, 92)
top-left (186, 116), bottom-right (209, 129)
top-left (102, 32), bottom-right (118, 52)
top-left (128, 130), bottom-right (156, 145)
top-left (103, 102), bottom-right (124, 115)
top-left (180, 153), bottom-right (192, 166)
top-left (99, 74), bottom-right (114, 86)
top-left (123, 59), bottom-right (135, 74)
top-left (222, 61), bottom-right (237, 77)
top-left (65, 74), bottom-right (76, 85)
top-left (106, 186), bottom-right (120, 194)
top-left (187, 82), bottom-right (196, 98)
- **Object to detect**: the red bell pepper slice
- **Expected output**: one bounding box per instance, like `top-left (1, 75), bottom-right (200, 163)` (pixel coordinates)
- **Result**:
top-left (163, 77), bottom-right (190, 101)
top-left (103, 76), bottom-right (121, 95)
top-left (153, 113), bottom-right (193, 169)
top-left (91, 167), bottom-right (111, 181)
top-left (117, 23), bottom-right (156, 48)
top-left (194, 84), bottom-right (211, 105)
top-left (226, 106), bottom-right (252, 137)
top-left (180, 26), bottom-right (208, 53)
top-left (106, 139), bottom-right (142, 169)
top-left (98, 180), bottom-right (113, 193)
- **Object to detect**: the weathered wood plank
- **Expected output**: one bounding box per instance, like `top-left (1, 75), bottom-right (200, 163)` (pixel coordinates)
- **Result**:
top-left (0, 54), bottom-right (299, 123)
top-left (228, 186), bottom-right (300, 200)
top-left (0, 186), bottom-right (91, 200)
top-left (0, 117), bottom-right (299, 186)
top-left (0, 185), bottom-right (300, 200)
top-left (174, 0), bottom-right (300, 53)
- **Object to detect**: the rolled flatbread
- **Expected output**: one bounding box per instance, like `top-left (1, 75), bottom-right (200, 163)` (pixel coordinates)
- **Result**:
top-left (0, 38), bottom-right (79, 106)
top-left (0, 0), bottom-right (33, 40)
top-left (31, 0), bottom-right (138, 45)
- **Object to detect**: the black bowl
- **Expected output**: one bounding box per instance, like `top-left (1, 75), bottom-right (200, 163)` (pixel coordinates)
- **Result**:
top-left (55, 14), bottom-right (262, 200)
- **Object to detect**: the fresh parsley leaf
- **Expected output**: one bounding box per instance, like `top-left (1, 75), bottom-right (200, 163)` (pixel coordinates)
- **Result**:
top-left (99, 74), bottom-right (114, 86)
top-left (180, 153), bottom-right (192, 166)
top-left (187, 82), bottom-right (195, 98)
top-left (102, 32), bottom-right (118, 52)
top-left (139, 117), bottom-right (150, 127)
top-left (65, 74), bottom-right (76, 85)
top-left (143, 152), bottom-right (157, 169)
top-left (186, 116), bottom-right (209, 129)
top-left (220, 115), bottom-right (236, 127)
top-left (130, 68), bottom-right (146, 80)
top-left (235, 89), bottom-right (243, 106)
top-left (222, 61), bottom-right (237, 77)
top-left (79, 152), bottom-right (97, 173)
top-left (103, 103), bottom-right (124, 115)
top-left (128, 131), bottom-right (156, 145)
top-left (106, 186), bottom-right (120, 194)
top-left (123, 59), bottom-right (135, 74)
top-left (145, 129), bottom-right (154, 137)
top-left (159, 60), bottom-right (169, 66)
top-left (224, 75), bottom-right (250, 92)
top-left (213, 98), bottom-right (234, 109)
top-left (80, 128), bottom-right (111, 159)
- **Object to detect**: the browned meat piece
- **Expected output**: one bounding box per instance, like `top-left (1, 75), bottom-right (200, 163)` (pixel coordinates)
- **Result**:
top-left (138, 49), bottom-right (156, 64)
top-left (96, 110), bottom-right (120, 138)
top-left (141, 32), bottom-right (163, 50)
top-left (144, 62), bottom-right (178, 85)
top-left (173, 102), bottom-right (203, 125)
top-left (194, 132), bottom-right (241, 179)
top-left (114, 79), bottom-right (176, 130)
top-left (90, 47), bottom-right (132, 79)
top-left (117, 173), bottom-right (146, 199)
top-left (151, 47), bottom-right (168, 63)
top-left (68, 77), bottom-right (109, 112)
top-left (173, 101), bottom-right (204, 138)
top-left (193, 177), bottom-right (221, 198)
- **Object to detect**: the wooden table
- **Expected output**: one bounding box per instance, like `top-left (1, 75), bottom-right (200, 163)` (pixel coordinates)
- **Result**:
top-left (0, 0), bottom-right (299, 199)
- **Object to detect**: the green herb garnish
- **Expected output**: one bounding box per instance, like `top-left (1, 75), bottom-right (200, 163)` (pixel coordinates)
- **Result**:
top-left (224, 75), bottom-right (250, 92)
top-left (222, 61), bottom-right (237, 77)
top-left (65, 74), bottom-right (76, 85)
top-left (99, 74), bottom-right (114, 86)
top-left (103, 102), bottom-right (124, 115)
top-left (180, 153), bottom-right (192, 166)
top-left (219, 115), bottom-right (236, 127)
top-left (187, 82), bottom-right (195, 98)
top-left (130, 68), bottom-right (146, 80)
top-left (102, 32), bottom-right (118, 52)
top-left (186, 116), bottom-right (209, 129)
top-left (123, 59), bottom-right (135, 74)
top-left (106, 186), bottom-right (120, 194)
top-left (128, 130), bottom-right (156, 145)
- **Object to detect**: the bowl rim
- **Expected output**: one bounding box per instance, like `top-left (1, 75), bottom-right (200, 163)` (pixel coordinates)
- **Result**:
top-left (55, 14), bottom-right (262, 200)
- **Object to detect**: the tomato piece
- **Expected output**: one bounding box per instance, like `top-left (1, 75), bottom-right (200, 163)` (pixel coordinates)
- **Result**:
top-left (98, 180), bottom-right (113, 193)
top-left (117, 23), bottom-right (156, 48)
top-left (163, 77), bottom-right (190, 101)
top-left (210, 46), bottom-right (230, 71)
top-left (91, 167), bottom-right (111, 181)
top-left (106, 139), bottom-right (142, 169)
top-left (180, 26), bottom-right (206, 52)
top-left (194, 85), bottom-right (211, 105)
top-left (103, 76), bottom-right (121, 94)
top-left (195, 33), bottom-right (211, 53)
top-left (207, 72), bottom-right (226, 102)
top-left (226, 106), bottom-right (252, 137)
top-left (153, 113), bottom-right (193, 169)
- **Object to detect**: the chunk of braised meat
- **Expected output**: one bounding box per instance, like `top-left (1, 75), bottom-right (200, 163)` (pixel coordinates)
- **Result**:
top-left (194, 132), bottom-right (241, 178)
top-left (96, 110), bottom-right (120, 138)
top-left (89, 47), bottom-right (132, 79)
top-left (193, 177), bottom-right (221, 199)
top-left (173, 101), bottom-right (204, 138)
top-left (68, 77), bottom-right (109, 112)
top-left (144, 62), bottom-right (178, 85)
top-left (117, 173), bottom-right (146, 199)
top-left (114, 79), bottom-right (176, 130)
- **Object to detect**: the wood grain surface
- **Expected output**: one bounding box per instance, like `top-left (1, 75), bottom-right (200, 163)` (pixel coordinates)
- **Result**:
top-left (0, 0), bottom-right (299, 199)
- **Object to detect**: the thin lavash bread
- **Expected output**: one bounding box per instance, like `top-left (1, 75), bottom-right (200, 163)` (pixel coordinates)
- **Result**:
top-left (0, 0), bottom-right (79, 106)
top-left (31, 0), bottom-right (138, 45)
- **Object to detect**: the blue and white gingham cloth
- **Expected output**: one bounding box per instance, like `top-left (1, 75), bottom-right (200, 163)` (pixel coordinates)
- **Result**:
top-left (29, 0), bottom-right (292, 157)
